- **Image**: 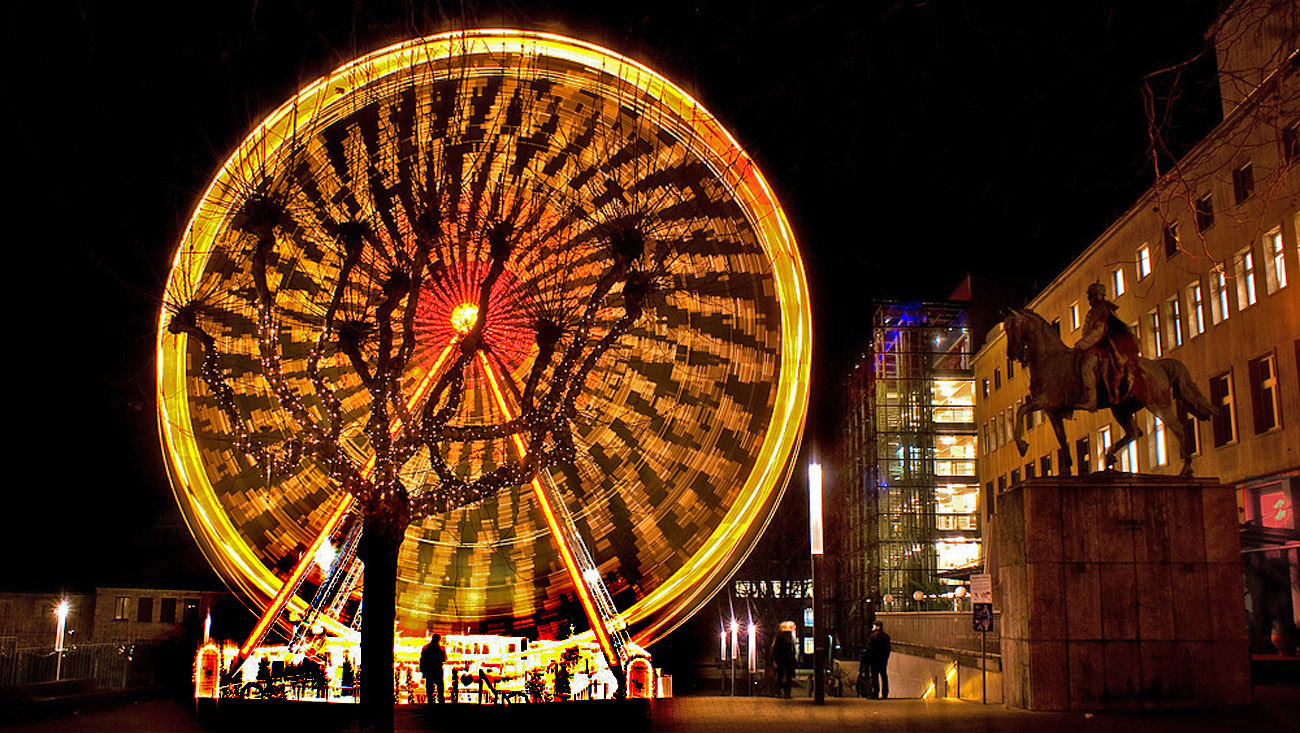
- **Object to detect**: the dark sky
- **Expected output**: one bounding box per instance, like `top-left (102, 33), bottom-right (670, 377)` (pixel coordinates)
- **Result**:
top-left (5, 1), bottom-right (1222, 592)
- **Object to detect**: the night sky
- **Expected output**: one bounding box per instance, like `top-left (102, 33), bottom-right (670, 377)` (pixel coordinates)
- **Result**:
top-left (5, 1), bottom-right (1222, 600)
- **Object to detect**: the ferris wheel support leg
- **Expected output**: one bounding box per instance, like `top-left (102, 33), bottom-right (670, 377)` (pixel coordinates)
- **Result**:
top-left (230, 494), bottom-right (355, 672)
top-left (477, 355), bottom-right (630, 683)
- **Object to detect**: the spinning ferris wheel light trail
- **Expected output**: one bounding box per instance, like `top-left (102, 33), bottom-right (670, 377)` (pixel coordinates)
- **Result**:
top-left (159, 29), bottom-right (812, 703)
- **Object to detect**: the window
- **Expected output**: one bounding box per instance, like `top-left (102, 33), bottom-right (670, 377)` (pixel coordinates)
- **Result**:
top-left (1188, 282), bottom-right (1205, 337)
top-left (1152, 416), bottom-right (1168, 467)
top-left (1096, 426), bottom-right (1112, 467)
top-left (1210, 270), bottom-right (1230, 325)
top-left (1264, 229), bottom-right (1288, 293)
top-left (1163, 222), bottom-right (1180, 257)
top-left (981, 378), bottom-right (989, 398)
top-left (1051, 318), bottom-right (1061, 335)
top-left (1119, 440), bottom-right (1139, 474)
top-left (1129, 321), bottom-right (1141, 357)
top-left (1006, 356), bottom-right (1015, 380)
top-left (1232, 162), bottom-right (1254, 204)
top-left (137, 597), bottom-right (154, 623)
top-left (1236, 247), bottom-right (1257, 310)
top-left (984, 481), bottom-right (995, 516)
top-left (183, 599), bottom-right (200, 625)
top-left (1069, 301), bottom-right (1080, 330)
top-left (1076, 436), bottom-right (1091, 474)
top-left (996, 476), bottom-right (1006, 493)
top-left (994, 368), bottom-right (1001, 390)
top-left (1209, 371), bottom-right (1237, 447)
top-left (1181, 413), bottom-right (1201, 457)
top-left (1195, 193), bottom-right (1215, 231)
top-left (1111, 266), bottom-right (1126, 297)
top-left (1283, 121), bottom-right (1299, 165)
top-left (160, 598), bottom-right (177, 624)
top-left (1010, 468), bottom-right (1021, 486)
top-left (1167, 296), bottom-right (1184, 348)
top-left (1025, 461), bottom-right (1036, 479)
top-left (1249, 353), bottom-right (1281, 434)
top-left (1147, 309), bottom-right (1163, 357)
top-left (1137, 245), bottom-right (1151, 279)
top-left (114, 596), bottom-right (129, 621)
top-left (1040, 454), bottom-right (1052, 477)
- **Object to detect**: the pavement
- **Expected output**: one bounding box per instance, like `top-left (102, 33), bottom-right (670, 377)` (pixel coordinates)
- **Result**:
top-left (2, 688), bottom-right (1298, 732)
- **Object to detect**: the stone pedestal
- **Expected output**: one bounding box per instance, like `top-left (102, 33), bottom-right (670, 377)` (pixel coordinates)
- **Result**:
top-left (995, 473), bottom-right (1250, 710)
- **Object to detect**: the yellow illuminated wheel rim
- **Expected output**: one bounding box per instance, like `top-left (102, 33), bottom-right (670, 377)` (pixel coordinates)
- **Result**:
top-left (157, 30), bottom-right (810, 645)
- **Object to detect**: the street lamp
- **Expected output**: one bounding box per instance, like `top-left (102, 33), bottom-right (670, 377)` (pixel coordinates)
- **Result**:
top-left (53, 600), bottom-right (69, 681)
top-left (809, 460), bottom-right (824, 704)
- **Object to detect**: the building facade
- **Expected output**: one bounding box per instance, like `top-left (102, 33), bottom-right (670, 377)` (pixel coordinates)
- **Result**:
top-left (975, 0), bottom-right (1299, 654)
top-left (837, 301), bottom-right (979, 651)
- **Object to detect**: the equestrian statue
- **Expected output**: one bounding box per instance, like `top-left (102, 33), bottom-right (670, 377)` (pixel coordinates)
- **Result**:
top-left (1003, 282), bottom-right (1216, 476)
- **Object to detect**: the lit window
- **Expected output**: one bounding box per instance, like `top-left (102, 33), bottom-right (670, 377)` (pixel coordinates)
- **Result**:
top-left (1188, 282), bottom-right (1205, 337)
top-left (1210, 270), bottom-right (1230, 324)
top-left (1235, 247), bottom-right (1257, 309)
top-left (1119, 440), bottom-right (1139, 474)
top-left (1152, 416), bottom-right (1168, 466)
top-left (1147, 309), bottom-right (1162, 357)
top-left (1069, 301), bottom-right (1080, 331)
top-left (1195, 193), bottom-right (1215, 231)
top-left (1209, 371), bottom-right (1237, 447)
top-left (1096, 425), bottom-right (1111, 467)
top-left (1163, 222), bottom-right (1180, 258)
top-left (1112, 266), bottom-right (1126, 297)
top-left (114, 597), bottom-right (129, 621)
top-left (1232, 162), bottom-right (1254, 204)
top-left (1167, 296), bottom-right (1184, 347)
top-left (1264, 229), bottom-right (1288, 293)
top-left (1137, 245), bottom-right (1151, 279)
top-left (1249, 353), bottom-right (1281, 434)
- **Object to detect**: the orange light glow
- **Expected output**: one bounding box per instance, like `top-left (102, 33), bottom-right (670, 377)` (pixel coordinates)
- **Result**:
top-left (159, 29), bottom-right (811, 653)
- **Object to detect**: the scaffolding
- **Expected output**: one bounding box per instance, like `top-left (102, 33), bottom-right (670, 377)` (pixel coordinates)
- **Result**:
top-left (838, 302), bottom-right (978, 651)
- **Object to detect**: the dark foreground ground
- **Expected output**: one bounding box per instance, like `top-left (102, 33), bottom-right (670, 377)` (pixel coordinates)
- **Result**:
top-left (3, 687), bottom-right (1299, 733)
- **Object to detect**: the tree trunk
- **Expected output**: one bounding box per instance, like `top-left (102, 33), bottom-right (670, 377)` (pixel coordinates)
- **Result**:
top-left (357, 523), bottom-right (402, 732)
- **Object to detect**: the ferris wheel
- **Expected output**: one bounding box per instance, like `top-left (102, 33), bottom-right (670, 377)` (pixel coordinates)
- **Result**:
top-left (157, 30), bottom-right (810, 664)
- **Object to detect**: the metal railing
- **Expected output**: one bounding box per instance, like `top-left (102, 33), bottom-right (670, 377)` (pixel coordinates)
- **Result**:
top-left (874, 611), bottom-right (1000, 657)
top-left (0, 641), bottom-right (166, 690)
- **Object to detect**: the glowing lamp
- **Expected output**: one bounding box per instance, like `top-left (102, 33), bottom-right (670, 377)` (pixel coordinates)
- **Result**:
top-left (809, 462), bottom-right (823, 555)
top-left (450, 303), bottom-right (479, 334)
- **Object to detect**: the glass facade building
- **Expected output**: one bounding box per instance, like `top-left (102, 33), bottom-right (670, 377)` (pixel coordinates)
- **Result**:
top-left (838, 301), bottom-right (979, 650)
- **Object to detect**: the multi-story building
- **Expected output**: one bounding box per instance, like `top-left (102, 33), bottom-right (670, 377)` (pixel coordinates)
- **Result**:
top-left (836, 300), bottom-right (979, 651)
top-left (975, 0), bottom-right (1299, 654)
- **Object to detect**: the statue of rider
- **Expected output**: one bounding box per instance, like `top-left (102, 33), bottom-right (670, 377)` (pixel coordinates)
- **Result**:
top-left (1073, 282), bottom-right (1140, 410)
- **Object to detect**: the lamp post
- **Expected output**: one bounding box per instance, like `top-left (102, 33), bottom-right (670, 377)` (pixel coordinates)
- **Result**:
top-left (809, 460), bottom-right (825, 704)
top-left (53, 600), bottom-right (69, 681)
top-left (730, 619), bottom-right (738, 696)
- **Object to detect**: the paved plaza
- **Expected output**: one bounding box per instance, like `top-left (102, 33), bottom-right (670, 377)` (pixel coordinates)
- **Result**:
top-left (3, 688), bottom-right (1298, 732)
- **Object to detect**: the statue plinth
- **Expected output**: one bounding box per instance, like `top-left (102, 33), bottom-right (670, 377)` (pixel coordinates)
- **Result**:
top-left (995, 473), bottom-right (1250, 710)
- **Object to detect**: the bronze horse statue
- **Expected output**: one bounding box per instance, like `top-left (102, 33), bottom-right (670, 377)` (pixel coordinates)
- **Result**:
top-left (1002, 308), bottom-right (1215, 476)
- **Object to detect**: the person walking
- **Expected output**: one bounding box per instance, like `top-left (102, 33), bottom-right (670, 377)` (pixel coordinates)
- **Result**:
top-left (866, 620), bottom-right (891, 699)
top-left (420, 634), bottom-right (447, 704)
top-left (771, 620), bottom-right (797, 698)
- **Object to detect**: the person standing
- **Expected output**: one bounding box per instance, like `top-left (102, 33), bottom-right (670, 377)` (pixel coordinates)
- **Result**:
top-left (771, 621), bottom-right (797, 698)
top-left (420, 634), bottom-right (447, 704)
top-left (866, 621), bottom-right (891, 699)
